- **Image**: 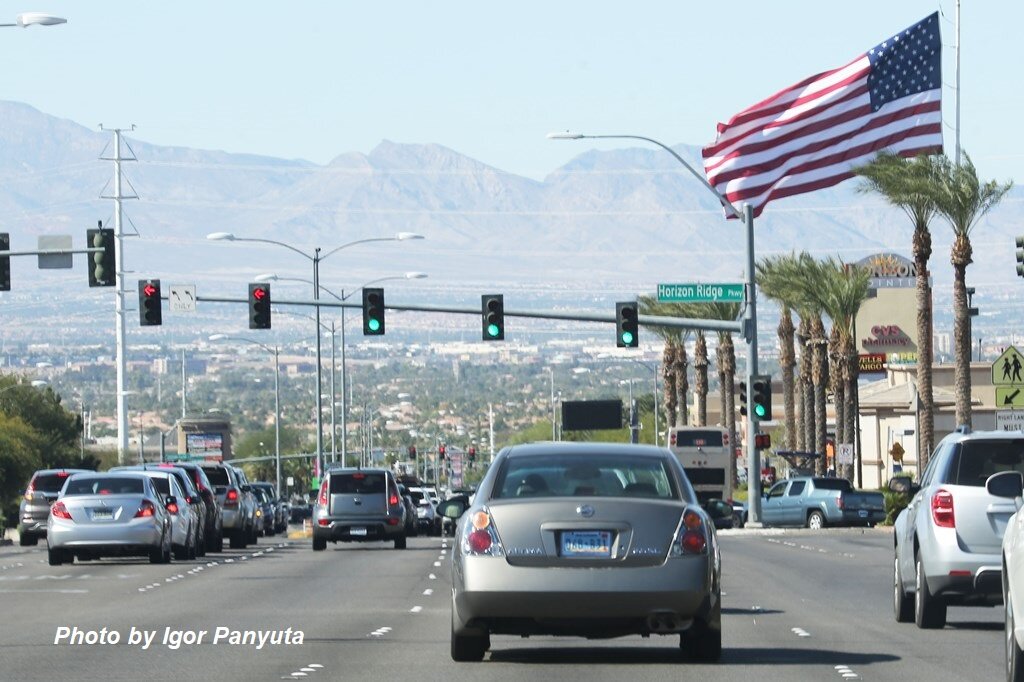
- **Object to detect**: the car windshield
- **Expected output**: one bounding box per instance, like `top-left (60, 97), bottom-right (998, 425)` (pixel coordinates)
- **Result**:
top-left (330, 472), bottom-right (386, 494)
top-left (65, 477), bottom-right (145, 496)
top-left (493, 454), bottom-right (679, 500)
top-left (32, 473), bottom-right (74, 493)
top-left (951, 441), bottom-right (1024, 486)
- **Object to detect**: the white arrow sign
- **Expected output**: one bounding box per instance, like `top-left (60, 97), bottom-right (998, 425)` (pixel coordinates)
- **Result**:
top-left (169, 285), bottom-right (196, 313)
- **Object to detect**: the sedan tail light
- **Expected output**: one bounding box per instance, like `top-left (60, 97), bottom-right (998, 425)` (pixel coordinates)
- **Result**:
top-left (462, 508), bottom-right (503, 557)
top-left (317, 479), bottom-right (329, 508)
top-left (670, 508), bottom-right (708, 556)
top-left (931, 489), bottom-right (955, 528)
top-left (51, 501), bottom-right (72, 521)
top-left (135, 500), bottom-right (157, 519)
top-left (224, 488), bottom-right (239, 508)
top-left (166, 502), bottom-right (180, 515)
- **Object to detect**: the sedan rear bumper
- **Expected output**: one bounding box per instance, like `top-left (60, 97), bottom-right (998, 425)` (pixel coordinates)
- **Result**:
top-left (47, 518), bottom-right (163, 549)
top-left (313, 517), bottom-right (404, 542)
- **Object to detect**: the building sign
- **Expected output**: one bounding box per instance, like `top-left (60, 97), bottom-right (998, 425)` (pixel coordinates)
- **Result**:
top-left (859, 353), bottom-right (886, 373)
top-left (862, 324), bottom-right (913, 349)
top-left (185, 433), bottom-right (223, 459)
top-left (854, 252), bottom-right (921, 289)
top-left (887, 352), bottom-right (918, 366)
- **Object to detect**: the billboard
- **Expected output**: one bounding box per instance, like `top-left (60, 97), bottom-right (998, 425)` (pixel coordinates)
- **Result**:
top-left (562, 400), bottom-right (623, 431)
top-left (185, 432), bottom-right (224, 460)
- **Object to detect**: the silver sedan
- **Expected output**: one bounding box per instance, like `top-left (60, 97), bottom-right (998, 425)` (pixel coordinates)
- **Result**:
top-left (46, 472), bottom-right (173, 565)
top-left (442, 442), bottom-right (721, 662)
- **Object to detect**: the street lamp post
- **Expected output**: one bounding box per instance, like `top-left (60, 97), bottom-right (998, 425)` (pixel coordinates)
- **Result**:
top-left (0, 12), bottom-right (65, 27)
top-left (209, 335), bottom-right (281, 494)
top-left (207, 232), bottom-right (424, 476)
top-left (549, 131), bottom-right (763, 524)
top-left (255, 271), bottom-right (427, 467)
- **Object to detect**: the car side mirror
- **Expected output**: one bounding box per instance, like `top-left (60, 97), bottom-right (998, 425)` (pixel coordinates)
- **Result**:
top-left (438, 501), bottom-right (466, 520)
top-left (987, 471), bottom-right (1024, 502)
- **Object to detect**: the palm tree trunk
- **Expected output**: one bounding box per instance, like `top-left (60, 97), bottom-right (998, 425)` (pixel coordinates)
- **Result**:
top-left (914, 225), bottom-right (936, 470)
top-left (720, 333), bottom-right (738, 486)
top-left (811, 316), bottom-right (828, 474)
top-left (675, 342), bottom-right (689, 427)
top-left (779, 307), bottom-right (796, 451)
top-left (845, 341), bottom-right (859, 483)
top-left (829, 325), bottom-right (845, 451)
top-left (694, 332), bottom-right (708, 427)
top-left (662, 344), bottom-right (677, 429)
top-left (798, 317), bottom-right (814, 454)
top-left (952, 237), bottom-right (973, 426)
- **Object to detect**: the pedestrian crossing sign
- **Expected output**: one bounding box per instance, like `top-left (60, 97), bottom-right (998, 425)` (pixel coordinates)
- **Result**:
top-left (993, 346), bottom-right (1024, 386)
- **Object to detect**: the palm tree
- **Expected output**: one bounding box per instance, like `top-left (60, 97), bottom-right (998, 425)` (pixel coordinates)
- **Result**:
top-left (757, 255), bottom-right (800, 450)
top-left (932, 153), bottom-right (1013, 427)
top-left (693, 331), bottom-right (709, 426)
top-left (639, 296), bottom-right (687, 431)
top-left (854, 152), bottom-right (942, 468)
top-left (674, 340), bottom-right (690, 426)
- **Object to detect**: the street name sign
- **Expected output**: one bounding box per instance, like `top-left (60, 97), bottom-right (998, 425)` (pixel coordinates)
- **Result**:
top-left (992, 345), bottom-right (1024, 386)
top-left (657, 283), bottom-right (744, 303)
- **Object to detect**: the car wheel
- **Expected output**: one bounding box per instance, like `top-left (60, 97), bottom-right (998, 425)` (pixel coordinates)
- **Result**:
top-left (47, 547), bottom-right (65, 566)
top-left (1007, 580), bottom-right (1024, 682)
top-left (395, 534), bottom-right (407, 550)
top-left (914, 552), bottom-right (946, 628)
top-left (149, 544), bottom-right (163, 564)
top-left (312, 536), bottom-right (327, 552)
top-left (893, 554), bottom-right (913, 623)
top-left (208, 531), bottom-right (223, 553)
top-left (174, 543), bottom-right (188, 561)
top-left (19, 533), bottom-right (38, 547)
top-left (162, 536), bottom-right (173, 564)
top-left (229, 530), bottom-right (245, 549)
top-left (451, 602), bottom-right (488, 662)
top-left (680, 596), bottom-right (722, 662)
top-left (807, 511), bottom-right (825, 530)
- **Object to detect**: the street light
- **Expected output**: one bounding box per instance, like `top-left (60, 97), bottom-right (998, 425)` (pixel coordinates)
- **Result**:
top-left (209, 334), bottom-right (281, 495)
top-left (255, 271), bottom-right (428, 467)
top-left (0, 12), bottom-right (66, 27)
top-left (549, 130), bottom-right (763, 524)
top-left (207, 231), bottom-right (424, 476)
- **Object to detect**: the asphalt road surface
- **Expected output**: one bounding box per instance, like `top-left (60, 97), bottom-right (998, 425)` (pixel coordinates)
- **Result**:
top-left (0, 527), bottom-right (1004, 681)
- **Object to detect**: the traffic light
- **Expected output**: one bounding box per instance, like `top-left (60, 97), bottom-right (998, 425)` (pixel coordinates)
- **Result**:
top-left (86, 224), bottom-right (116, 287)
top-left (752, 374), bottom-right (773, 420)
top-left (408, 445), bottom-right (417, 460)
top-left (616, 302), bottom-right (639, 348)
top-left (362, 287), bottom-right (385, 335)
top-left (249, 283), bottom-right (271, 329)
top-left (739, 380), bottom-right (749, 417)
top-left (138, 279), bottom-right (162, 326)
top-left (481, 294), bottom-right (504, 341)
top-left (1016, 236), bottom-right (1024, 278)
top-left (0, 232), bottom-right (9, 292)
top-left (438, 444), bottom-right (446, 460)
top-left (754, 433), bottom-right (771, 450)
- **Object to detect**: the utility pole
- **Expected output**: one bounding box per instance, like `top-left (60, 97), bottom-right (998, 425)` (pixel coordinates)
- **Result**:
top-left (100, 126), bottom-right (138, 465)
top-left (181, 348), bottom-right (187, 419)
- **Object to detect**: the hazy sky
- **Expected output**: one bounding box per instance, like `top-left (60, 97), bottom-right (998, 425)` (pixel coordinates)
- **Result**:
top-left (2, 1), bottom-right (1021, 182)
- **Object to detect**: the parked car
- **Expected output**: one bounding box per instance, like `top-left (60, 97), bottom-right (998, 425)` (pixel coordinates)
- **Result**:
top-left (441, 441), bottom-right (721, 662)
top-left (229, 466), bottom-right (261, 545)
top-left (200, 463), bottom-right (256, 549)
top-left (984, 471), bottom-right (1024, 681)
top-left (408, 486), bottom-right (442, 536)
top-left (162, 461), bottom-right (223, 553)
top-left (892, 426), bottom-right (1024, 629)
top-left (761, 476), bottom-right (885, 528)
top-left (46, 472), bottom-right (173, 565)
top-left (396, 484), bottom-right (419, 538)
top-left (112, 465), bottom-right (205, 558)
top-left (17, 468), bottom-right (93, 546)
top-left (250, 486), bottom-right (275, 536)
top-left (312, 468), bottom-right (408, 551)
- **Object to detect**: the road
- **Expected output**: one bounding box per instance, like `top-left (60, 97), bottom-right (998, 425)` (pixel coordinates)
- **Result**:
top-left (0, 527), bottom-right (1004, 681)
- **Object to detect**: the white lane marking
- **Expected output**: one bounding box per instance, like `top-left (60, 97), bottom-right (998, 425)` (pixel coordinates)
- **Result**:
top-left (423, 589), bottom-right (433, 596)
top-left (441, 549), bottom-right (447, 554)
top-left (791, 627), bottom-right (811, 637)
top-left (835, 665), bottom-right (859, 679)
top-left (300, 668), bottom-right (315, 672)
top-left (410, 605), bottom-right (423, 613)
top-left (308, 665), bottom-right (323, 669)
top-left (0, 588), bottom-right (89, 593)
top-left (433, 561), bottom-right (441, 567)
top-left (428, 573), bottom-right (437, 580)
top-left (225, 558), bottom-right (234, 563)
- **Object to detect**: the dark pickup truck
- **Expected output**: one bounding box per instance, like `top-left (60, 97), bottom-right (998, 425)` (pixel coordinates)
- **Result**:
top-left (761, 477), bottom-right (886, 529)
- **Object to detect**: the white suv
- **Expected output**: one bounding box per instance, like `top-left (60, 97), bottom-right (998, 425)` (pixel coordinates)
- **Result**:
top-left (891, 426), bottom-right (1024, 628)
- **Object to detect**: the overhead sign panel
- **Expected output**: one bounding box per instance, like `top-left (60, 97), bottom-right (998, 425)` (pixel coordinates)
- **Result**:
top-left (657, 283), bottom-right (744, 303)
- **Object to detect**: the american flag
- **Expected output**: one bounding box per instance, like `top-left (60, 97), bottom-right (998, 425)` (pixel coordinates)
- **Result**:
top-left (702, 12), bottom-right (942, 218)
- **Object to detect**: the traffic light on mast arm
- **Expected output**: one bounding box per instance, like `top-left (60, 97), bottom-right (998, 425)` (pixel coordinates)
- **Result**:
top-left (86, 223), bottom-right (116, 287)
top-left (138, 279), bottom-right (162, 326)
top-left (362, 287), bottom-right (385, 335)
top-left (249, 283), bottom-right (271, 329)
top-left (616, 302), bottom-right (639, 348)
top-left (739, 380), bottom-right (749, 417)
top-left (481, 294), bottom-right (504, 341)
top-left (0, 232), bottom-right (9, 292)
top-left (1016, 236), bottom-right (1024, 278)
top-left (752, 375), bottom-right (773, 421)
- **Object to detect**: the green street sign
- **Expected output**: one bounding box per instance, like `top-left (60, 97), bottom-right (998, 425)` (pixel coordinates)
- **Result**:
top-left (657, 283), bottom-right (744, 303)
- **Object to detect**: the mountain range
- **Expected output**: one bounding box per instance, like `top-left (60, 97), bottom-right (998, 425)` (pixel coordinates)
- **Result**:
top-left (0, 99), bottom-right (1020, 328)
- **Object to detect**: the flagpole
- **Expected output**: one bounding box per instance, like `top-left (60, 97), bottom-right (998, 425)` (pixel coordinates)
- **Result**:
top-left (955, 0), bottom-right (961, 165)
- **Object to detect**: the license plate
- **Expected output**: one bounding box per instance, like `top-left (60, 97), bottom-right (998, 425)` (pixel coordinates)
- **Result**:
top-left (349, 527), bottom-right (367, 536)
top-left (858, 509), bottom-right (869, 518)
top-left (560, 531), bottom-right (612, 558)
top-left (92, 510), bottom-right (114, 520)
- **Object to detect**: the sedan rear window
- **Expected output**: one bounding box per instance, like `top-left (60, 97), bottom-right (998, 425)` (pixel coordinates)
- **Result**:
top-left (65, 477), bottom-right (145, 496)
top-left (950, 441), bottom-right (1024, 487)
top-left (201, 467), bottom-right (231, 486)
top-left (31, 473), bottom-right (72, 493)
top-left (494, 454), bottom-right (679, 500)
top-left (329, 473), bottom-right (386, 494)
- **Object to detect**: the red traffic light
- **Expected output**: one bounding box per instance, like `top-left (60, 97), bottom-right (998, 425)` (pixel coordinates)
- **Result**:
top-left (252, 286), bottom-right (267, 301)
top-left (143, 283), bottom-right (157, 297)
top-left (754, 433), bottom-right (771, 450)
